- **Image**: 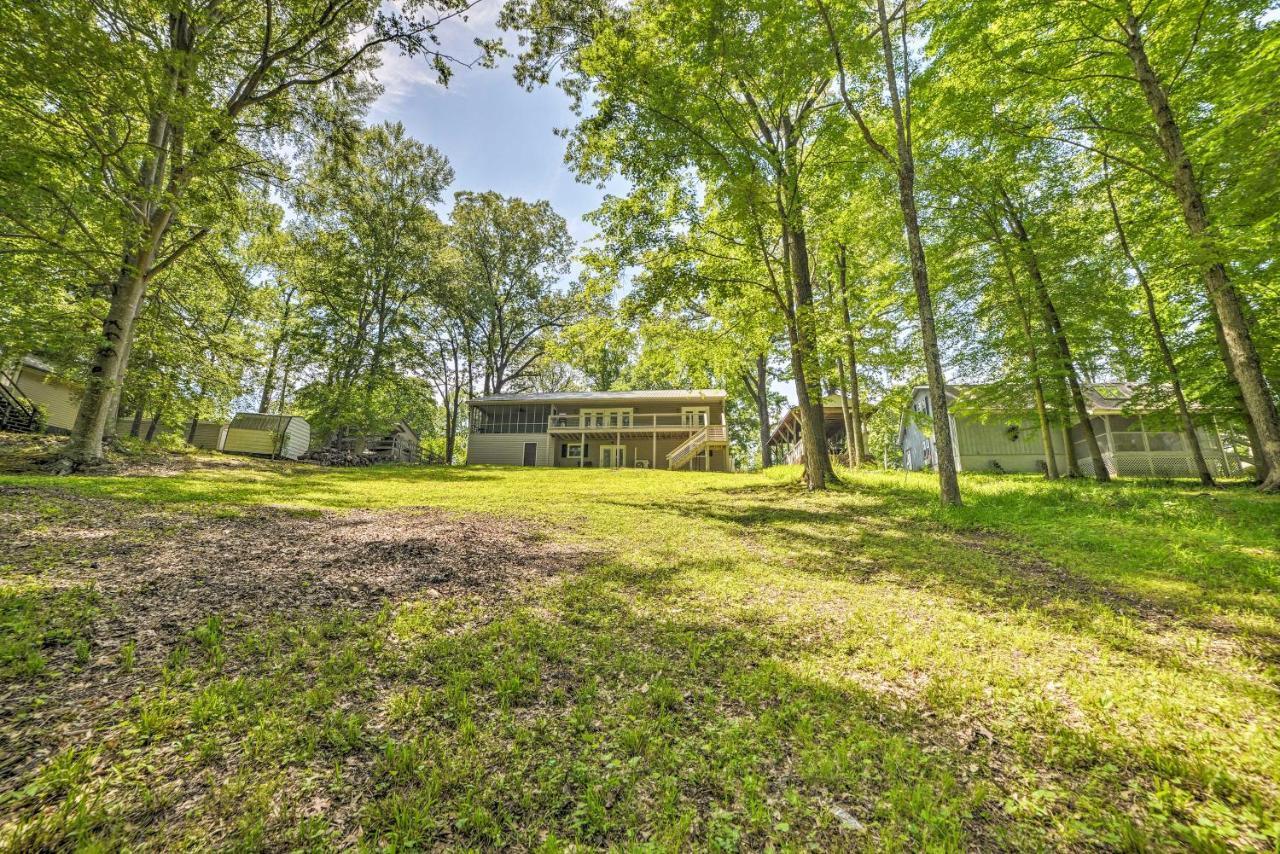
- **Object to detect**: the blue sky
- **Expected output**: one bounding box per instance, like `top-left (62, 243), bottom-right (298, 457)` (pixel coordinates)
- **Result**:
top-left (367, 4), bottom-right (622, 251)
top-left (364, 6), bottom-right (797, 404)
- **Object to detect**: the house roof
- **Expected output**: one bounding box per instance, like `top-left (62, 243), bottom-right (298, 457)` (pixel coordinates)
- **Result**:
top-left (390, 419), bottom-right (420, 441)
top-left (469, 389), bottom-right (727, 406)
top-left (767, 398), bottom-right (878, 447)
top-left (908, 381), bottom-right (1149, 415)
top-left (20, 355), bottom-right (56, 373)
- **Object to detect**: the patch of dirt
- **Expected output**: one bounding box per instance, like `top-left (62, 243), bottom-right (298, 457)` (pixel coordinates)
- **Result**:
top-left (0, 487), bottom-right (593, 786)
top-left (0, 429), bottom-right (313, 476)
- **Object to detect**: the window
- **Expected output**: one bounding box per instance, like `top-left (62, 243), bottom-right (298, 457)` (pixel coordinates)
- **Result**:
top-left (473, 405), bottom-right (549, 434)
top-left (1147, 432), bottom-right (1185, 452)
top-left (566, 443), bottom-right (583, 459)
top-left (682, 406), bottom-right (710, 427)
top-left (580, 408), bottom-right (633, 428)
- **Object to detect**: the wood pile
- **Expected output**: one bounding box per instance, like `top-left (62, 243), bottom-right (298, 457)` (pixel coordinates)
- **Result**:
top-left (301, 447), bottom-right (375, 467)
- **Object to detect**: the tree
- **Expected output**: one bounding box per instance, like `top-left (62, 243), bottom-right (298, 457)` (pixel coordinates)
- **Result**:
top-left (815, 0), bottom-right (962, 505)
top-left (287, 122), bottom-right (455, 441)
top-left (449, 191), bottom-right (580, 395)
top-left (1, 0), bottom-right (494, 465)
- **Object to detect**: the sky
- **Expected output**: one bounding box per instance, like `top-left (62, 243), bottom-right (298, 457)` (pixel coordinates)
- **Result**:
top-left (367, 3), bottom-right (621, 251)
top-left (365, 4), bottom-right (798, 404)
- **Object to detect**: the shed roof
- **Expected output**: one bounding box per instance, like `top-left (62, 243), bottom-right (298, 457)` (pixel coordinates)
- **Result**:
top-left (469, 389), bottom-right (726, 406)
top-left (228, 413), bottom-right (307, 431)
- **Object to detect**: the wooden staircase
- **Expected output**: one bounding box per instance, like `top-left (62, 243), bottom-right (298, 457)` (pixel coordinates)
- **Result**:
top-left (0, 373), bottom-right (39, 433)
top-left (666, 425), bottom-right (727, 470)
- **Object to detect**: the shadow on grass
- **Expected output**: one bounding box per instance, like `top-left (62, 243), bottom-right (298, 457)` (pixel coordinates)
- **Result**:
top-left (3, 477), bottom-right (1276, 849)
top-left (593, 477), bottom-right (1280, 666)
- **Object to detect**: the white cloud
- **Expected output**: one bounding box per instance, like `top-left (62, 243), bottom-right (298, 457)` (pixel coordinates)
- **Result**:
top-left (369, 0), bottom-right (504, 113)
top-left (370, 46), bottom-right (444, 114)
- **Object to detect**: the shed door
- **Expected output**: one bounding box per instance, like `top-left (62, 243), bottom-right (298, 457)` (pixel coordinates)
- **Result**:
top-left (522, 442), bottom-right (538, 466)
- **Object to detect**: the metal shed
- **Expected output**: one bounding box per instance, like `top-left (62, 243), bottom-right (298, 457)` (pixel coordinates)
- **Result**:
top-left (186, 421), bottom-right (228, 451)
top-left (223, 413), bottom-right (311, 460)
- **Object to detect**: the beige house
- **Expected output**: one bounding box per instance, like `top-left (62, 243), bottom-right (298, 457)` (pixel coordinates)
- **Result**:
top-left (899, 383), bottom-right (1243, 478)
top-left (2, 356), bottom-right (82, 433)
top-left (466, 390), bottom-right (732, 471)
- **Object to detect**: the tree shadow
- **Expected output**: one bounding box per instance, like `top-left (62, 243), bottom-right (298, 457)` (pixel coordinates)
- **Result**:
top-left (594, 486), bottom-right (1280, 672)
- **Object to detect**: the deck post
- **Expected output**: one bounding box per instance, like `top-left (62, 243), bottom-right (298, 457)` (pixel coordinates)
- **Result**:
top-left (652, 429), bottom-right (657, 469)
top-left (580, 429), bottom-right (584, 468)
top-left (1136, 415), bottom-right (1154, 476)
top-left (1211, 415), bottom-right (1230, 474)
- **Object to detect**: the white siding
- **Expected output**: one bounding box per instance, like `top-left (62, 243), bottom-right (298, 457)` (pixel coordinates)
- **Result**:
top-left (282, 420), bottom-right (310, 459)
top-left (466, 433), bottom-right (552, 466)
top-left (900, 390), bottom-right (931, 470)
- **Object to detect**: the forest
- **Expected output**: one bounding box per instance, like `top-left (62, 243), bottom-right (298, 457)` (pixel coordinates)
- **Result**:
top-left (2, 0), bottom-right (1277, 502)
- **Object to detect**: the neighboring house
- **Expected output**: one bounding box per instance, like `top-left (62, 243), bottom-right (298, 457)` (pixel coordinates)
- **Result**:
top-left (899, 383), bottom-right (1243, 478)
top-left (767, 399), bottom-right (865, 466)
top-left (2, 356), bottom-right (82, 433)
top-left (466, 389), bottom-right (732, 471)
top-left (223, 413), bottom-right (312, 460)
top-left (768, 402), bottom-right (849, 468)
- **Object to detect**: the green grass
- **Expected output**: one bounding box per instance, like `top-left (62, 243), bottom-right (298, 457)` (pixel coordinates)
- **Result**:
top-left (2, 462), bottom-right (1278, 850)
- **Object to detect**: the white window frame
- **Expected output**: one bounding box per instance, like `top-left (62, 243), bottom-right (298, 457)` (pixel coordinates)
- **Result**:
top-left (600, 444), bottom-right (627, 468)
top-left (581, 408), bottom-right (634, 428)
top-left (681, 406), bottom-right (710, 427)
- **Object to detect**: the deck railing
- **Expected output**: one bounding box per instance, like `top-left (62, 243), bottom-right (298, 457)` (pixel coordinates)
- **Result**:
top-left (667, 425), bottom-right (728, 469)
top-left (548, 412), bottom-right (712, 430)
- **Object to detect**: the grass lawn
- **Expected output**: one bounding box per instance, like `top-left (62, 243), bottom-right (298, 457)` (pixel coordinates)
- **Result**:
top-left (2, 458), bottom-right (1278, 850)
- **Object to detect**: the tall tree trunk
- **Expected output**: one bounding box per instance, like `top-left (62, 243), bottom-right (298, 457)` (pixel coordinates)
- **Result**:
top-left (1125, 17), bottom-right (1280, 490)
top-left (1104, 174), bottom-right (1214, 486)
top-left (64, 12), bottom-right (194, 466)
top-left (130, 399), bottom-right (145, 438)
top-left (1210, 306), bottom-right (1268, 483)
top-left (744, 354), bottom-right (773, 468)
top-left (444, 396), bottom-right (458, 465)
top-left (1057, 379), bottom-right (1082, 477)
top-left (68, 261), bottom-right (153, 462)
top-left (1004, 201), bottom-right (1110, 481)
top-left (875, 0), bottom-right (960, 505)
top-left (836, 246), bottom-right (865, 465)
top-left (994, 229), bottom-right (1060, 479)
top-left (835, 357), bottom-right (856, 468)
top-left (259, 287), bottom-right (295, 414)
top-left (145, 405), bottom-right (164, 442)
top-left (103, 332), bottom-right (136, 443)
top-left (1014, 288), bottom-right (1059, 479)
top-left (784, 223), bottom-right (832, 490)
